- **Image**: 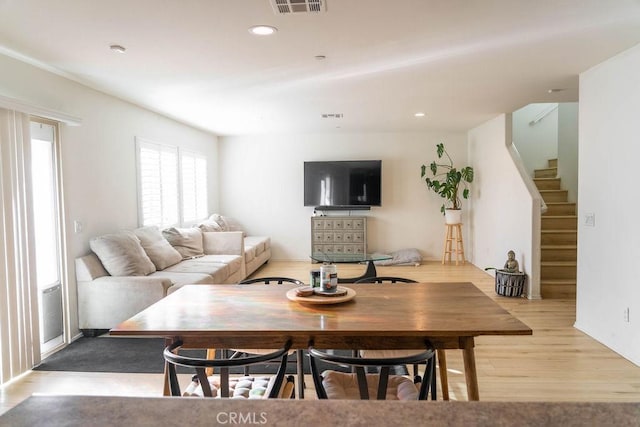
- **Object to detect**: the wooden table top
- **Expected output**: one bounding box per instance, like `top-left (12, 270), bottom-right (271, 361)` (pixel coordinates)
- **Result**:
top-left (110, 282), bottom-right (531, 350)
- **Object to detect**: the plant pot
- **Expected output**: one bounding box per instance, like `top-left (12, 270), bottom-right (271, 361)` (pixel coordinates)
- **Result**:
top-left (444, 209), bottom-right (462, 224)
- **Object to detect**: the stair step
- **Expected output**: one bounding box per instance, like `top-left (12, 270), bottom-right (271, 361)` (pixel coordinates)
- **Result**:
top-left (534, 167), bottom-right (557, 178)
top-left (543, 202), bottom-right (576, 216)
top-left (541, 230), bottom-right (577, 245)
top-left (541, 261), bottom-right (577, 280)
top-left (541, 279), bottom-right (576, 299)
top-left (539, 189), bottom-right (568, 203)
top-left (538, 158), bottom-right (576, 298)
top-left (534, 177), bottom-right (561, 190)
top-left (541, 215), bottom-right (578, 229)
top-left (541, 245), bottom-right (577, 261)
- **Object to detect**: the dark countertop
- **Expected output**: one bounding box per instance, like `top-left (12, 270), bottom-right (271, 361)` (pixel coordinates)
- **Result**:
top-left (1, 396), bottom-right (639, 427)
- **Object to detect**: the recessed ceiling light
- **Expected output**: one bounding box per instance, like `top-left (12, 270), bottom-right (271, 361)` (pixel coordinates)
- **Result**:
top-left (547, 88), bottom-right (564, 93)
top-left (109, 44), bottom-right (126, 53)
top-left (315, 55), bottom-right (326, 60)
top-left (414, 112), bottom-right (425, 117)
top-left (248, 25), bottom-right (278, 36)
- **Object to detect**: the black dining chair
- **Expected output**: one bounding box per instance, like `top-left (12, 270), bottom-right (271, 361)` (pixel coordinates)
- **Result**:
top-left (164, 339), bottom-right (295, 399)
top-left (240, 276), bottom-right (304, 285)
top-left (352, 275), bottom-right (447, 400)
top-left (308, 341), bottom-right (435, 400)
top-left (354, 276), bottom-right (417, 284)
top-left (231, 276), bottom-right (306, 398)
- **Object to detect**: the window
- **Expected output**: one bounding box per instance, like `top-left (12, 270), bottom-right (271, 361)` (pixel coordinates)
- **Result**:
top-left (181, 150), bottom-right (208, 224)
top-left (136, 138), bottom-right (179, 228)
top-left (136, 138), bottom-right (208, 228)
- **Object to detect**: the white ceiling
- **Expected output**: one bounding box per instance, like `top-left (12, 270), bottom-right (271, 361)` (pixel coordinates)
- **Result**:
top-left (1, 0), bottom-right (640, 136)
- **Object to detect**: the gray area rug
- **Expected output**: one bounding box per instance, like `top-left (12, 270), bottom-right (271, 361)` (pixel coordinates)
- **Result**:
top-left (34, 337), bottom-right (193, 373)
top-left (34, 337), bottom-right (397, 375)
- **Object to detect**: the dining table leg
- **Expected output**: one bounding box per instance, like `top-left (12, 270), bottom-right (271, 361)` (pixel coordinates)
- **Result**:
top-left (461, 336), bottom-right (479, 401)
top-left (205, 348), bottom-right (216, 376)
top-left (436, 349), bottom-right (450, 400)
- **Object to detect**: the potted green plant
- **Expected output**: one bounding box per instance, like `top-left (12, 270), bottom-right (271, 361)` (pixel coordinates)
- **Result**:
top-left (420, 143), bottom-right (474, 224)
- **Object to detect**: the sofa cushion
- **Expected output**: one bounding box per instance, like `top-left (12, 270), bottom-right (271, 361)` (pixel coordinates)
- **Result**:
top-left (244, 236), bottom-right (269, 256)
top-left (162, 258), bottom-right (230, 284)
top-left (200, 254), bottom-right (243, 277)
top-left (89, 231), bottom-right (156, 277)
top-left (162, 227), bottom-right (204, 259)
top-left (321, 370), bottom-right (418, 400)
top-left (244, 246), bottom-right (256, 263)
top-left (150, 270), bottom-right (214, 287)
top-left (372, 248), bottom-right (422, 266)
top-left (182, 375), bottom-right (292, 399)
top-left (134, 226), bottom-right (182, 270)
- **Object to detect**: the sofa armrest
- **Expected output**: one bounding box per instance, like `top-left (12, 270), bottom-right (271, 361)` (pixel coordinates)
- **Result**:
top-left (77, 275), bottom-right (173, 329)
top-left (81, 275), bottom-right (173, 290)
top-left (202, 231), bottom-right (244, 256)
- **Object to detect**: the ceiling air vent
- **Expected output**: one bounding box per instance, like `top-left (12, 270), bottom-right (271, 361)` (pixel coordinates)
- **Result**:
top-left (321, 113), bottom-right (343, 119)
top-left (270, 0), bottom-right (326, 14)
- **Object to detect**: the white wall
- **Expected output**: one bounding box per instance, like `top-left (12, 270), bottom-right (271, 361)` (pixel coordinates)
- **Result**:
top-left (0, 53), bottom-right (219, 336)
top-left (468, 115), bottom-right (541, 298)
top-left (218, 132), bottom-right (467, 261)
top-left (512, 103), bottom-right (558, 175)
top-left (576, 44), bottom-right (640, 366)
top-left (513, 102), bottom-right (579, 204)
top-left (557, 103), bottom-right (579, 204)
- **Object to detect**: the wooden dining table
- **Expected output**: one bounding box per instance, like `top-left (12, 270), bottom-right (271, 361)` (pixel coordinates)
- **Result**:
top-left (110, 282), bottom-right (532, 401)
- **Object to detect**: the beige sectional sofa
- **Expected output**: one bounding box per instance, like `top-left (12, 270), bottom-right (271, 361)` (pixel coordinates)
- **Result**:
top-left (76, 220), bottom-right (271, 336)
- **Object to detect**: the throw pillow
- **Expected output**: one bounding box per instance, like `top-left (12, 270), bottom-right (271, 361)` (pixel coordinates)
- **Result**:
top-left (208, 214), bottom-right (245, 236)
top-left (197, 220), bottom-right (223, 232)
top-left (208, 214), bottom-right (229, 231)
top-left (222, 216), bottom-right (244, 232)
top-left (89, 231), bottom-right (156, 276)
top-left (162, 227), bottom-right (204, 259)
top-left (133, 226), bottom-right (182, 270)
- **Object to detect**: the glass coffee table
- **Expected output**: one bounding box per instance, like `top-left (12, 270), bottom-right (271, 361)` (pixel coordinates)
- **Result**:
top-left (310, 253), bottom-right (393, 283)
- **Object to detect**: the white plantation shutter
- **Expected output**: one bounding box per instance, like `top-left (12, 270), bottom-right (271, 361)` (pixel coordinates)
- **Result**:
top-left (136, 139), bottom-right (178, 228)
top-left (181, 151), bottom-right (207, 224)
top-left (136, 138), bottom-right (208, 228)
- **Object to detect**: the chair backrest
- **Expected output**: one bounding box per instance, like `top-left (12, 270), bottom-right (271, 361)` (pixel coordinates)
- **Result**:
top-left (308, 341), bottom-right (435, 400)
top-left (164, 339), bottom-right (293, 398)
top-left (239, 276), bottom-right (304, 285)
top-left (354, 276), bottom-right (417, 284)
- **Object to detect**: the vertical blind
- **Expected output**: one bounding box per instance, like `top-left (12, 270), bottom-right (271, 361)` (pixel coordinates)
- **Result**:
top-left (0, 108), bottom-right (41, 386)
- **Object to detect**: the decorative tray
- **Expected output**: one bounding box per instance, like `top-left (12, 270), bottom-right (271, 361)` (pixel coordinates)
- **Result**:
top-left (286, 286), bottom-right (356, 305)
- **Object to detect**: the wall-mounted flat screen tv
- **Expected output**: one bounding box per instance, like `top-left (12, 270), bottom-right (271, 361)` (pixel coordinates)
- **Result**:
top-left (304, 160), bottom-right (382, 208)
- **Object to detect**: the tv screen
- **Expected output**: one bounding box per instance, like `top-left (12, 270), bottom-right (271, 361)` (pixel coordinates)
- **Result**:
top-left (304, 160), bottom-right (382, 208)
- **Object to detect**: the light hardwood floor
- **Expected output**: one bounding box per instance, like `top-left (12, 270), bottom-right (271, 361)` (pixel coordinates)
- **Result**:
top-left (1, 261), bottom-right (639, 415)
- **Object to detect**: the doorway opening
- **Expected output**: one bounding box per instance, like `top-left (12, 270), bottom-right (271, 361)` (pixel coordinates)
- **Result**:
top-left (30, 119), bottom-right (65, 355)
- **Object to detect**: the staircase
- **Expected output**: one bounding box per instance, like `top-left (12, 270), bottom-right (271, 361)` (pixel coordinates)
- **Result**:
top-left (533, 159), bottom-right (577, 298)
